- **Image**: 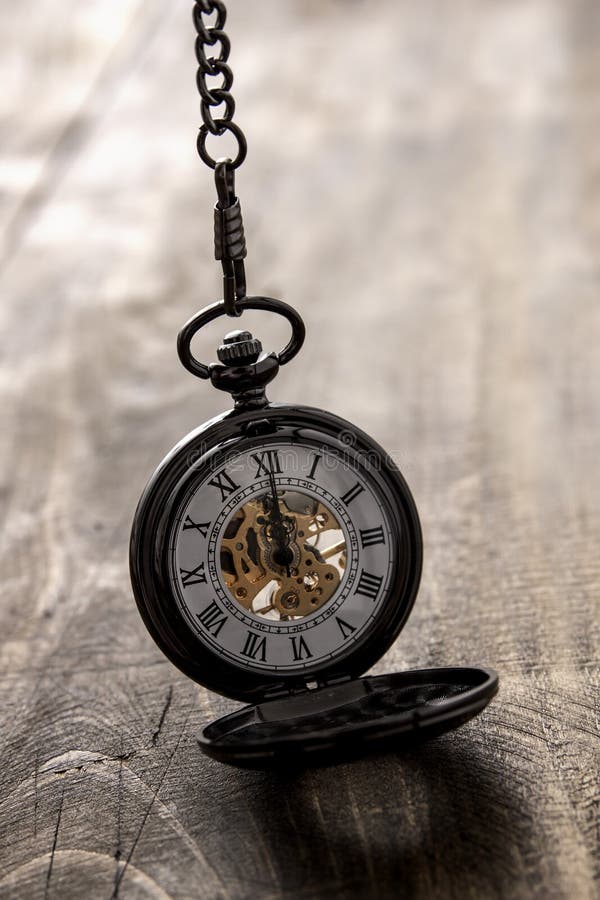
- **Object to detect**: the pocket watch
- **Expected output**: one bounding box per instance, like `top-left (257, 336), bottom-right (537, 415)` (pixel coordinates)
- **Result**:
top-left (129, 0), bottom-right (498, 767)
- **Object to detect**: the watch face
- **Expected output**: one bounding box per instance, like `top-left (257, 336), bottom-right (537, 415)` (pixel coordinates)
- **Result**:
top-left (131, 406), bottom-right (422, 698)
top-left (171, 440), bottom-right (395, 674)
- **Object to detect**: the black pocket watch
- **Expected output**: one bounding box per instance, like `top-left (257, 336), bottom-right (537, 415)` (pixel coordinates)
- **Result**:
top-left (129, 0), bottom-right (498, 767)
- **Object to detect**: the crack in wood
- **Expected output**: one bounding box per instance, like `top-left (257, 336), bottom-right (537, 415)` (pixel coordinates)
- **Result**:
top-left (33, 747), bottom-right (40, 839)
top-left (44, 783), bottom-right (65, 899)
top-left (111, 708), bottom-right (191, 898)
top-left (41, 751), bottom-right (135, 777)
top-left (0, 1), bottom-right (599, 897)
top-left (113, 749), bottom-right (125, 899)
top-left (152, 686), bottom-right (174, 747)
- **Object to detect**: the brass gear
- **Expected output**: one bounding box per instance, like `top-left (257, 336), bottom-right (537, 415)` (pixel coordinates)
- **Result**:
top-left (220, 489), bottom-right (346, 619)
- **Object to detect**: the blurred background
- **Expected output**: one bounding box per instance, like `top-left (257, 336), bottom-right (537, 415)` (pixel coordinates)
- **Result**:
top-left (2, 0), bottom-right (597, 637)
top-left (0, 1), bottom-right (598, 897)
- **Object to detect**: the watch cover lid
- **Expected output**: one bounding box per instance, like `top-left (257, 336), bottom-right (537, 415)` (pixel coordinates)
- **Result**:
top-left (198, 665), bottom-right (498, 767)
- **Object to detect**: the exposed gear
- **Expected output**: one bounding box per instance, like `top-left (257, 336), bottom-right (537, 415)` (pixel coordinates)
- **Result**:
top-left (220, 489), bottom-right (346, 619)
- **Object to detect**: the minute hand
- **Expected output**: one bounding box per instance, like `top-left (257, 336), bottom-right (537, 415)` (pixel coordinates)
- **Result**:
top-left (267, 471), bottom-right (291, 575)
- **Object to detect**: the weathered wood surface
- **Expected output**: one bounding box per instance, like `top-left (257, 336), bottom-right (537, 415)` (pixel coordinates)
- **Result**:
top-left (0, 0), bottom-right (598, 897)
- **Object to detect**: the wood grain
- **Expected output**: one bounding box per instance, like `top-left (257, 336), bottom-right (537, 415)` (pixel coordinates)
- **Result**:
top-left (0, 0), bottom-right (598, 897)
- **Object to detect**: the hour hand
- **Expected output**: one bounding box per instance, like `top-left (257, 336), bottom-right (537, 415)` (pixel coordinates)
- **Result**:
top-left (263, 479), bottom-right (293, 576)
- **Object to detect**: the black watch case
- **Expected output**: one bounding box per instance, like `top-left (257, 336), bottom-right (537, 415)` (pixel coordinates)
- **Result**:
top-left (130, 403), bottom-right (498, 767)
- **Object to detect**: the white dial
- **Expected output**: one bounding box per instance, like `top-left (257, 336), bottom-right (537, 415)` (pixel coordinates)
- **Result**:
top-left (170, 440), bottom-right (397, 673)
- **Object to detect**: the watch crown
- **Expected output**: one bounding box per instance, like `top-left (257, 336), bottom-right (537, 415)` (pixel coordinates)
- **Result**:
top-left (217, 330), bottom-right (263, 366)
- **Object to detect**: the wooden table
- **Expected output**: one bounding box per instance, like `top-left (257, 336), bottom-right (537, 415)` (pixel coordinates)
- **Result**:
top-left (1, 1), bottom-right (598, 897)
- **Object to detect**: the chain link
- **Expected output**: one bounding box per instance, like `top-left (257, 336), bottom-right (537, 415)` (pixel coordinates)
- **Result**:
top-left (194, 0), bottom-right (247, 169)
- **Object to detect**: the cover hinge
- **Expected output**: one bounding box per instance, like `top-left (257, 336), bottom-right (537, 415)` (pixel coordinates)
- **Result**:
top-left (261, 674), bottom-right (353, 701)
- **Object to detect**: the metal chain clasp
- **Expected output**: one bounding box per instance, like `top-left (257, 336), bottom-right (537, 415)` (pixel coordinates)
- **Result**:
top-left (194, 1), bottom-right (248, 316)
top-left (214, 159), bottom-right (247, 316)
top-left (181, 1), bottom-right (307, 399)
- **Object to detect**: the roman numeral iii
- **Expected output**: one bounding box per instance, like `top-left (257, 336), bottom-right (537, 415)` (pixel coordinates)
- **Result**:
top-left (252, 450), bottom-right (282, 478)
top-left (355, 570), bottom-right (383, 600)
top-left (208, 470), bottom-right (239, 502)
top-left (360, 526), bottom-right (385, 548)
top-left (241, 631), bottom-right (267, 662)
top-left (196, 600), bottom-right (228, 638)
top-left (179, 562), bottom-right (207, 587)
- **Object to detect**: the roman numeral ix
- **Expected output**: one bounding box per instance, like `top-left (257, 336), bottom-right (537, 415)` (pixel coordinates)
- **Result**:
top-left (355, 570), bottom-right (383, 601)
top-left (197, 600), bottom-right (228, 638)
top-left (180, 562), bottom-right (207, 587)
